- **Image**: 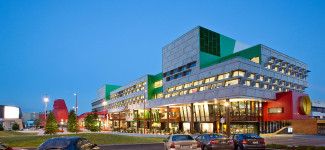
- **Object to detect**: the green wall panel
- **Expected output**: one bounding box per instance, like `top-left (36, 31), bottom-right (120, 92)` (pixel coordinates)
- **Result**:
top-left (147, 73), bottom-right (163, 100)
top-left (105, 84), bottom-right (121, 100)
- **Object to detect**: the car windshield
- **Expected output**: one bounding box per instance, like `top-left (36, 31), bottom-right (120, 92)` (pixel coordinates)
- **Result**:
top-left (172, 135), bottom-right (194, 141)
top-left (243, 134), bottom-right (261, 139)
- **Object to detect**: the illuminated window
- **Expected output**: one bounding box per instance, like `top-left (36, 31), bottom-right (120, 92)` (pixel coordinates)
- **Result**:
top-left (268, 107), bottom-right (283, 114)
top-left (245, 80), bottom-right (251, 86)
top-left (217, 73), bottom-right (230, 80)
top-left (167, 87), bottom-right (175, 92)
top-left (199, 85), bottom-right (209, 91)
top-left (189, 88), bottom-right (198, 94)
top-left (171, 92), bottom-right (178, 97)
top-left (259, 76), bottom-right (264, 81)
top-left (193, 80), bottom-right (203, 86)
top-left (255, 82), bottom-right (260, 88)
top-left (264, 84), bottom-right (268, 89)
top-left (225, 79), bottom-right (239, 86)
top-left (251, 57), bottom-right (260, 64)
top-left (184, 83), bottom-right (192, 88)
top-left (154, 80), bottom-right (163, 88)
top-left (165, 94), bottom-right (171, 98)
top-left (249, 73), bottom-right (255, 79)
top-left (205, 77), bottom-right (215, 83)
top-left (266, 64), bottom-right (271, 69)
top-left (176, 85), bottom-right (183, 90)
top-left (233, 70), bottom-right (245, 77)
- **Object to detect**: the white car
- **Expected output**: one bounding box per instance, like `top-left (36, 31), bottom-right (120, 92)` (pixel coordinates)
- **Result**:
top-left (163, 134), bottom-right (200, 150)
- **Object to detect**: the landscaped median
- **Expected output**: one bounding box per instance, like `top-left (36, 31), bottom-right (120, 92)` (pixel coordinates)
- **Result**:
top-left (0, 131), bottom-right (164, 148)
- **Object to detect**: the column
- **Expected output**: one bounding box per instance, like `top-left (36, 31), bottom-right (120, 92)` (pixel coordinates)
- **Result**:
top-left (190, 103), bottom-right (194, 134)
top-left (166, 106), bottom-right (170, 132)
top-left (226, 99), bottom-right (231, 137)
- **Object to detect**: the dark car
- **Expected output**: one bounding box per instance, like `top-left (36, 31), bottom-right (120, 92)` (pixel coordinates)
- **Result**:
top-left (233, 134), bottom-right (265, 150)
top-left (38, 137), bottom-right (100, 150)
top-left (195, 133), bottom-right (234, 150)
top-left (0, 143), bottom-right (13, 150)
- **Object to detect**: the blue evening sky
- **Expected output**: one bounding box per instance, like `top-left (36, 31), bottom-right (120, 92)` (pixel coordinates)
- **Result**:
top-left (0, 0), bottom-right (324, 114)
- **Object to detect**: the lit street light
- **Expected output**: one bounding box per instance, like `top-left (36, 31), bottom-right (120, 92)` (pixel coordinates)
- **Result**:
top-left (43, 95), bottom-right (49, 121)
top-left (102, 101), bottom-right (108, 130)
top-left (74, 93), bottom-right (78, 115)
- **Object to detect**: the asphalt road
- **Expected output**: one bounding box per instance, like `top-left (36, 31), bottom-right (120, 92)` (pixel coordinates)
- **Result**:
top-left (99, 143), bottom-right (164, 150)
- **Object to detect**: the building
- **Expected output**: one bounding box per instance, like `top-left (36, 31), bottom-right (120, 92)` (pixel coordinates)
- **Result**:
top-left (0, 105), bottom-right (23, 130)
top-left (39, 99), bottom-right (69, 127)
top-left (312, 100), bottom-right (325, 119)
top-left (22, 112), bottom-right (39, 128)
top-left (92, 26), bottom-right (312, 134)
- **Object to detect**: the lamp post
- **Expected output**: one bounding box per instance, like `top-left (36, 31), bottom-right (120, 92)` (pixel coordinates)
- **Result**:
top-left (43, 95), bottom-right (49, 121)
top-left (74, 93), bottom-right (78, 116)
top-left (143, 99), bottom-right (146, 134)
top-left (102, 101), bottom-right (108, 130)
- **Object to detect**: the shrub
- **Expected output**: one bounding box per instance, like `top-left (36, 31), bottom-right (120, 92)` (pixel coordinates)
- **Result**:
top-left (12, 122), bottom-right (20, 130)
top-left (84, 114), bottom-right (101, 132)
top-left (0, 124), bottom-right (4, 131)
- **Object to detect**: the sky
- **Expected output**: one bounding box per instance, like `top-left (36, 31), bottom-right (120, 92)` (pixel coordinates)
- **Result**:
top-left (0, 0), bottom-right (325, 114)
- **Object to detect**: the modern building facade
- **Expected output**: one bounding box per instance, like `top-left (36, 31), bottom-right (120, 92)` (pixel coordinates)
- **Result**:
top-left (0, 105), bottom-right (23, 130)
top-left (92, 26), bottom-right (312, 134)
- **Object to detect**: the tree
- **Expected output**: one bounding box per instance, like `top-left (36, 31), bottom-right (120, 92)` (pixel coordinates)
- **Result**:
top-left (67, 110), bottom-right (78, 132)
top-left (34, 119), bottom-right (41, 129)
top-left (44, 112), bottom-right (58, 134)
top-left (84, 114), bottom-right (101, 132)
top-left (12, 122), bottom-right (19, 130)
top-left (0, 123), bottom-right (4, 131)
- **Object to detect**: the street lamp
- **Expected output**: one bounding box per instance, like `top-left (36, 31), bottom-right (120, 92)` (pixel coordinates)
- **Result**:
top-left (74, 93), bottom-right (78, 115)
top-left (102, 101), bottom-right (108, 130)
top-left (43, 95), bottom-right (50, 121)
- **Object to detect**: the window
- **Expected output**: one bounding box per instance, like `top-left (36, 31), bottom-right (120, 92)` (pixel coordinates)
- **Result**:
top-left (154, 80), bottom-right (163, 88)
top-left (176, 85), bottom-right (183, 90)
top-left (268, 107), bottom-right (284, 114)
top-left (205, 77), bottom-right (215, 83)
top-left (217, 73), bottom-right (230, 80)
top-left (233, 70), bottom-right (245, 77)
top-left (193, 80), bottom-right (203, 86)
top-left (165, 94), bottom-right (171, 98)
top-left (255, 82), bottom-right (260, 88)
top-left (259, 76), bottom-right (264, 81)
top-left (225, 79), bottom-right (239, 86)
top-left (184, 83), bottom-right (192, 88)
top-left (245, 80), bottom-right (251, 86)
top-left (248, 73), bottom-right (255, 80)
top-left (251, 57), bottom-right (260, 64)
top-left (189, 88), bottom-right (197, 94)
top-left (167, 87), bottom-right (175, 92)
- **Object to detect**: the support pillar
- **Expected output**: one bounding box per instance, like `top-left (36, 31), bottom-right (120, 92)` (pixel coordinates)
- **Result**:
top-left (118, 112), bottom-right (121, 132)
top-left (226, 99), bottom-right (231, 137)
top-left (190, 103), bottom-right (194, 134)
top-left (166, 106), bottom-right (170, 132)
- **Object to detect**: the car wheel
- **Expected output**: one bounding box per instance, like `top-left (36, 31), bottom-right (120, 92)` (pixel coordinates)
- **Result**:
top-left (203, 146), bottom-right (208, 150)
top-left (237, 146), bottom-right (242, 150)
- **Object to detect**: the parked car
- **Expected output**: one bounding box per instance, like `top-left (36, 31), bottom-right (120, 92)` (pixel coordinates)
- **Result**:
top-left (0, 143), bottom-right (13, 150)
top-left (233, 134), bottom-right (265, 150)
top-left (163, 134), bottom-right (200, 150)
top-left (38, 137), bottom-right (100, 150)
top-left (195, 133), bottom-right (234, 150)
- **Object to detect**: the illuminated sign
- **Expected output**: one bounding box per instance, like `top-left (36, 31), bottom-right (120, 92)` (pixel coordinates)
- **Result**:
top-left (4, 106), bottom-right (20, 119)
top-left (299, 96), bottom-right (311, 115)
